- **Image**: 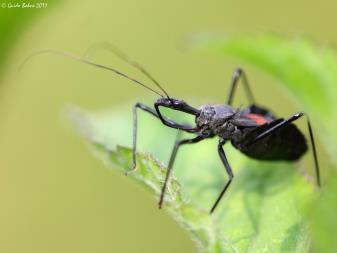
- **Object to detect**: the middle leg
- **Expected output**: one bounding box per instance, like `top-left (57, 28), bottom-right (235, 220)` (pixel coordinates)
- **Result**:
top-left (226, 68), bottom-right (255, 106)
top-left (210, 139), bottom-right (234, 214)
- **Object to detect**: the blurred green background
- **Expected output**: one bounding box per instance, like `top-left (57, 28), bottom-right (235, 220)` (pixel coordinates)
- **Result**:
top-left (0, 1), bottom-right (336, 252)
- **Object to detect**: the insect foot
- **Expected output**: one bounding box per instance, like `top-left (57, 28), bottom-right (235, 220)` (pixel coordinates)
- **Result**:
top-left (125, 165), bottom-right (138, 176)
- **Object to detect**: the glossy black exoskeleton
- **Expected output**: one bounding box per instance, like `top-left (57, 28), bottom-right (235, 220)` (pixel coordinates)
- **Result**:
top-left (130, 69), bottom-right (320, 213)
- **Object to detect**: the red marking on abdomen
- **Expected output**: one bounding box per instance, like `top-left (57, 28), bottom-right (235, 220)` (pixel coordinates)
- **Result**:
top-left (245, 114), bottom-right (269, 125)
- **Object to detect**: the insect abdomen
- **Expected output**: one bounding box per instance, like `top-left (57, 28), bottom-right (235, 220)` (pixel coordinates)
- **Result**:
top-left (232, 123), bottom-right (308, 161)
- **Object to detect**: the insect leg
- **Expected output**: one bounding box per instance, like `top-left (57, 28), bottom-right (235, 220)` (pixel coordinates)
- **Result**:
top-left (226, 68), bottom-right (255, 106)
top-left (251, 112), bottom-right (321, 186)
top-left (210, 139), bottom-right (234, 214)
top-left (306, 117), bottom-right (321, 187)
top-left (126, 102), bottom-right (195, 175)
top-left (154, 99), bottom-right (200, 133)
top-left (159, 135), bottom-right (204, 209)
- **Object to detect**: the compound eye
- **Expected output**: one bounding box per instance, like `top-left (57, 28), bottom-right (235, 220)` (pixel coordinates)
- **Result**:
top-left (168, 98), bottom-right (180, 106)
top-left (175, 100), bottom-right (186, 106)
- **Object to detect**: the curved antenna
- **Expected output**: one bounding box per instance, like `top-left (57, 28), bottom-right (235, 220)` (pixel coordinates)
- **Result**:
top-left (18, 49), bottom-right (165, 98)
top-left (84, 42), bottom-right (170, 98)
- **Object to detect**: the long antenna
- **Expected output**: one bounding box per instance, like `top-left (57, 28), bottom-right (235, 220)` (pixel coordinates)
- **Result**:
top-left (84, 42), bottom-right (170, 98)
top-left (18, 49), bottom-right (166, 98)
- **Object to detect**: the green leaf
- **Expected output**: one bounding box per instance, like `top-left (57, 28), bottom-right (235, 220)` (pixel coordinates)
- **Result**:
top-left (310, 172), bottom-right (337, 253)
top-left (191, 34), bottom-right (337, 252)
top-left (70, 106), bottom-right (315, 253)
top-left (191, 34), bottom-right (337, 161)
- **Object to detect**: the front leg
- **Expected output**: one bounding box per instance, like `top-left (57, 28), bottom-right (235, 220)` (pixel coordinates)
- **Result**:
top-left (154, 98), bottom-right (200, 132)
top-left (126, 102), bottom-right (197, 175)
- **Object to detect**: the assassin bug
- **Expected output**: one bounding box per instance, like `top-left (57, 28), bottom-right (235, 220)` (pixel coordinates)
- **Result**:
top-left (20, 44), bottom-right (321, 214)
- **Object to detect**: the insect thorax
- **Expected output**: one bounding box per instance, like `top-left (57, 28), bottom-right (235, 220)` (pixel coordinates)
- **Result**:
top-left (196, 104), bottom-right (239, 138)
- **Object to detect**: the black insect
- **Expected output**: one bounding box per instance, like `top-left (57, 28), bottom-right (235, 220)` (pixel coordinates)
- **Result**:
top-left (21, 44), bottom-right (321, 214)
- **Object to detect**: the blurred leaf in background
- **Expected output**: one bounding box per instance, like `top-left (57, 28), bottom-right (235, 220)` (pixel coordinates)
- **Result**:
top-left (191, 34), bottom-right (337, 163)
top-left (310, 174), bottom-right (337, 253)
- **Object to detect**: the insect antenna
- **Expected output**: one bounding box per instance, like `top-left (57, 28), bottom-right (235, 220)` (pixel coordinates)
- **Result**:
top-left (84, 42), bottom-right (170, 98)
top-left (18, 49), bottom-right (166, 98)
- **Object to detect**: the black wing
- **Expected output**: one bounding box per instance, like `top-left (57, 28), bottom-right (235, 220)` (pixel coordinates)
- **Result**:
top-left (232, 108), bottom-right (308, 161)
